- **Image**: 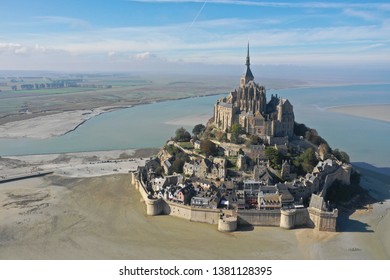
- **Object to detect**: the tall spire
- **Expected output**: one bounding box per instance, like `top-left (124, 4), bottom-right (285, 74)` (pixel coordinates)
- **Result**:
top-left (244, 42), bottom-right (254, 83)
top-left (246, 42), bottom-right (250, 67)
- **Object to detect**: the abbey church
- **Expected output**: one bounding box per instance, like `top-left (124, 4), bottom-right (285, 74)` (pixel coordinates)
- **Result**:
top-left (214, 44), bottom-right (295, 143)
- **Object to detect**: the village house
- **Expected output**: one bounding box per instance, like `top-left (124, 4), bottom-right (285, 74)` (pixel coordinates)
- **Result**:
top-left (281, 160), bottom-right (296, 181)
top-left (183, 161), bottom-right (195, 177)
top-left (191, 178), bottom-right (214, 190)
top-left (184, 158), bottom-right (226, 180)
top-left (275, 184), bottom-right (295, 207)
top-left (163, 159), bottom-right (173, 175)
top-left (194, 140), bottom-right (201, 150)
top-left (150, 174), bottom-right (184, 192)
top-left (258, 193), bottom-right (281, 210)
top-left (253, 163), bottom-right (275, 185)
top-left (176, 184), bottom-right (195, 205)
top-left (191, 191), bottom-right (221, 209)
top-left (274, 143), bottom-right (288, 156)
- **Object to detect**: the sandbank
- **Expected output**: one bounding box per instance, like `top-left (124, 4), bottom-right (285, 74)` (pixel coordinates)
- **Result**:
top-left (0, 149), bottom-right (158, 179)
top-left (0, 107), bottom-right (125, 140)
top-left (327, 104), bottom-right (390, 122)
top-left (165, 114), bottom-right (211, 126)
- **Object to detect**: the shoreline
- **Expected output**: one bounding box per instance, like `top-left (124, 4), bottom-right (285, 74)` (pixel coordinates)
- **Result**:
top-left (2, 82), bottom-right (389, 141)
top-left (0, 93), bottom-right (223, 141)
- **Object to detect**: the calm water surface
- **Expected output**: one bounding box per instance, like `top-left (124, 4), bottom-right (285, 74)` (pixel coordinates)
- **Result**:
top-left (0, 84), bottom-right (389, 167)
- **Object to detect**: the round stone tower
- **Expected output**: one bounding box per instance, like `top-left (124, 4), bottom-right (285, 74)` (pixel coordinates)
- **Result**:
top-left (218, 216), bottom-right (238, 232)
top-left (280, 209), bottom-right (296, 229)
top-left (146, 199), bottom-right (162, 216)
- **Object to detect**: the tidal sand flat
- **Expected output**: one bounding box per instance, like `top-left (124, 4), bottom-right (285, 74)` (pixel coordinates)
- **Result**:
top-left (0, 149), bottom-right (158, 179)
top-left (0, 107), bottom-right (123, 140)
top-left (327, 104), bottom-right (390, 123)
top-left (0, 168), bottom-right (389, 260)
top-left (0, 174), bottom-right (303, 259)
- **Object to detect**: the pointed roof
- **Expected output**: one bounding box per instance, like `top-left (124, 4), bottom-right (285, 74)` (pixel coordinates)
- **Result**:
top-left (244, 42), bottom-right (254, 82)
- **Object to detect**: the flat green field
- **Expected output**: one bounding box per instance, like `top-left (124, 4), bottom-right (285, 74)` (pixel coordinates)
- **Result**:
top-left (0, 72), bottom-right (304, 125)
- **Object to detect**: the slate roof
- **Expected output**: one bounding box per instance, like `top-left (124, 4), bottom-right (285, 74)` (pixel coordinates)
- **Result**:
top-left (309, 194), bottom-right (326, 210)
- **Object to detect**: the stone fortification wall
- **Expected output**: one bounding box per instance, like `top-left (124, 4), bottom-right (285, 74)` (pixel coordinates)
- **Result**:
top-left (132, 172), bottom-right (337, 232)
top-left (218, 216), bottom-right (238, 232)
top-left (132, 172), bottom-right (166, 216)
top-left (133, 172), bottom-right (223, 224)
top-left (190, 207), bottom-right (221, 224)
top-left (294, 208), bottom-right (311, 227)
top-left (238, 209), bottom-right (281, 227)
top-left (280, 208), bottom-right (312, 229)
top-left (165, 202), bottom-right (221, 224)
top-left (167, 203), bottom-right (192, 220)
top-left (308, 207), bottom-right (337, 232)
top-left (280, 209), bottom-right (296, 229)
top-left (322, 163), bottom-right (352, 197)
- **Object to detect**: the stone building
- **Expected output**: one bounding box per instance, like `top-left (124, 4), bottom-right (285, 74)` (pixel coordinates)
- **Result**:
top-left (214, 44), bottom-right (295, 142)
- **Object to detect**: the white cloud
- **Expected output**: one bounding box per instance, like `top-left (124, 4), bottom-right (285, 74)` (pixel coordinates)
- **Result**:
top-left (135, 51), bottom-right (151, 60)
top-left (34, 44), bottom-right (47, 52)
top-left (1, 3), bottom-right (389, 72)
top-left (0, 42), bottom-right (27, 54)
top-left (343, 8), bottom-right (376, 21)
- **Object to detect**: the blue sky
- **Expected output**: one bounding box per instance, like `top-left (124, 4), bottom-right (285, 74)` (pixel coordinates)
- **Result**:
top-left (0, 0), bottom-right (389, 79)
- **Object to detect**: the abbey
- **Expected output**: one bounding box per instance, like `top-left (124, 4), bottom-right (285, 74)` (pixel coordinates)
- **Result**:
top-left (130, 44), bottom-right (356, 233)
top-left (214, 44), bottom-right (295, 143)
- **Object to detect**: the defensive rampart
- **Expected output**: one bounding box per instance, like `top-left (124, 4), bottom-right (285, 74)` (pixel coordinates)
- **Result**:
top-left (238, 209), bottom-right (281, 227)
top-left (131, 171), bottom-right (337, 232)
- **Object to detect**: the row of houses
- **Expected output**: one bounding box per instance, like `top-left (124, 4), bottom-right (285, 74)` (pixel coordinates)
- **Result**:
top-left (238, 158), bottom-right (351, 210)
top-left (142, 153), bottom-right (350, 213)
top-left (183, 157), bottom-right (227, 180)
top-left (150, 177), bottom-right (233, 209)
top-left (237, 181), bottom-right (295, 210)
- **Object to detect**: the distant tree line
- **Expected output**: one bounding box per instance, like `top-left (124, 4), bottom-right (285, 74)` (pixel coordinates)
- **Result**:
top-left (11, 79), bottom-right (112, 91)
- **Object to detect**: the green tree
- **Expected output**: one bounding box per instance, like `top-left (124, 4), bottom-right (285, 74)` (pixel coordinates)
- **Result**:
top-left (246, 134), bottom-right (262, 147)
top-left (294, 122), bottom-right (309, 137)
top-left (200, 139), bottom-right (218, 157)
top-left (231, 124), bottom-right (244, 144)
top-left (304, 129), bottom-right (328, 146)
top-left (192, 124), bottom-right (206, 136)
top-left (265, 147), bottom-right (283, 169)
top-left (165, 144), bottom-right (180, 155)
top-left (332, 149), bottom-right (350, 163)
top-left (172, 158), bottom-right (185, 173)
top-left (155, 166), bottom-right (164, 176)
top-left (293, 147), bottom-right (318, 174)
top-left (175, 127), bottom-right (191, 142)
